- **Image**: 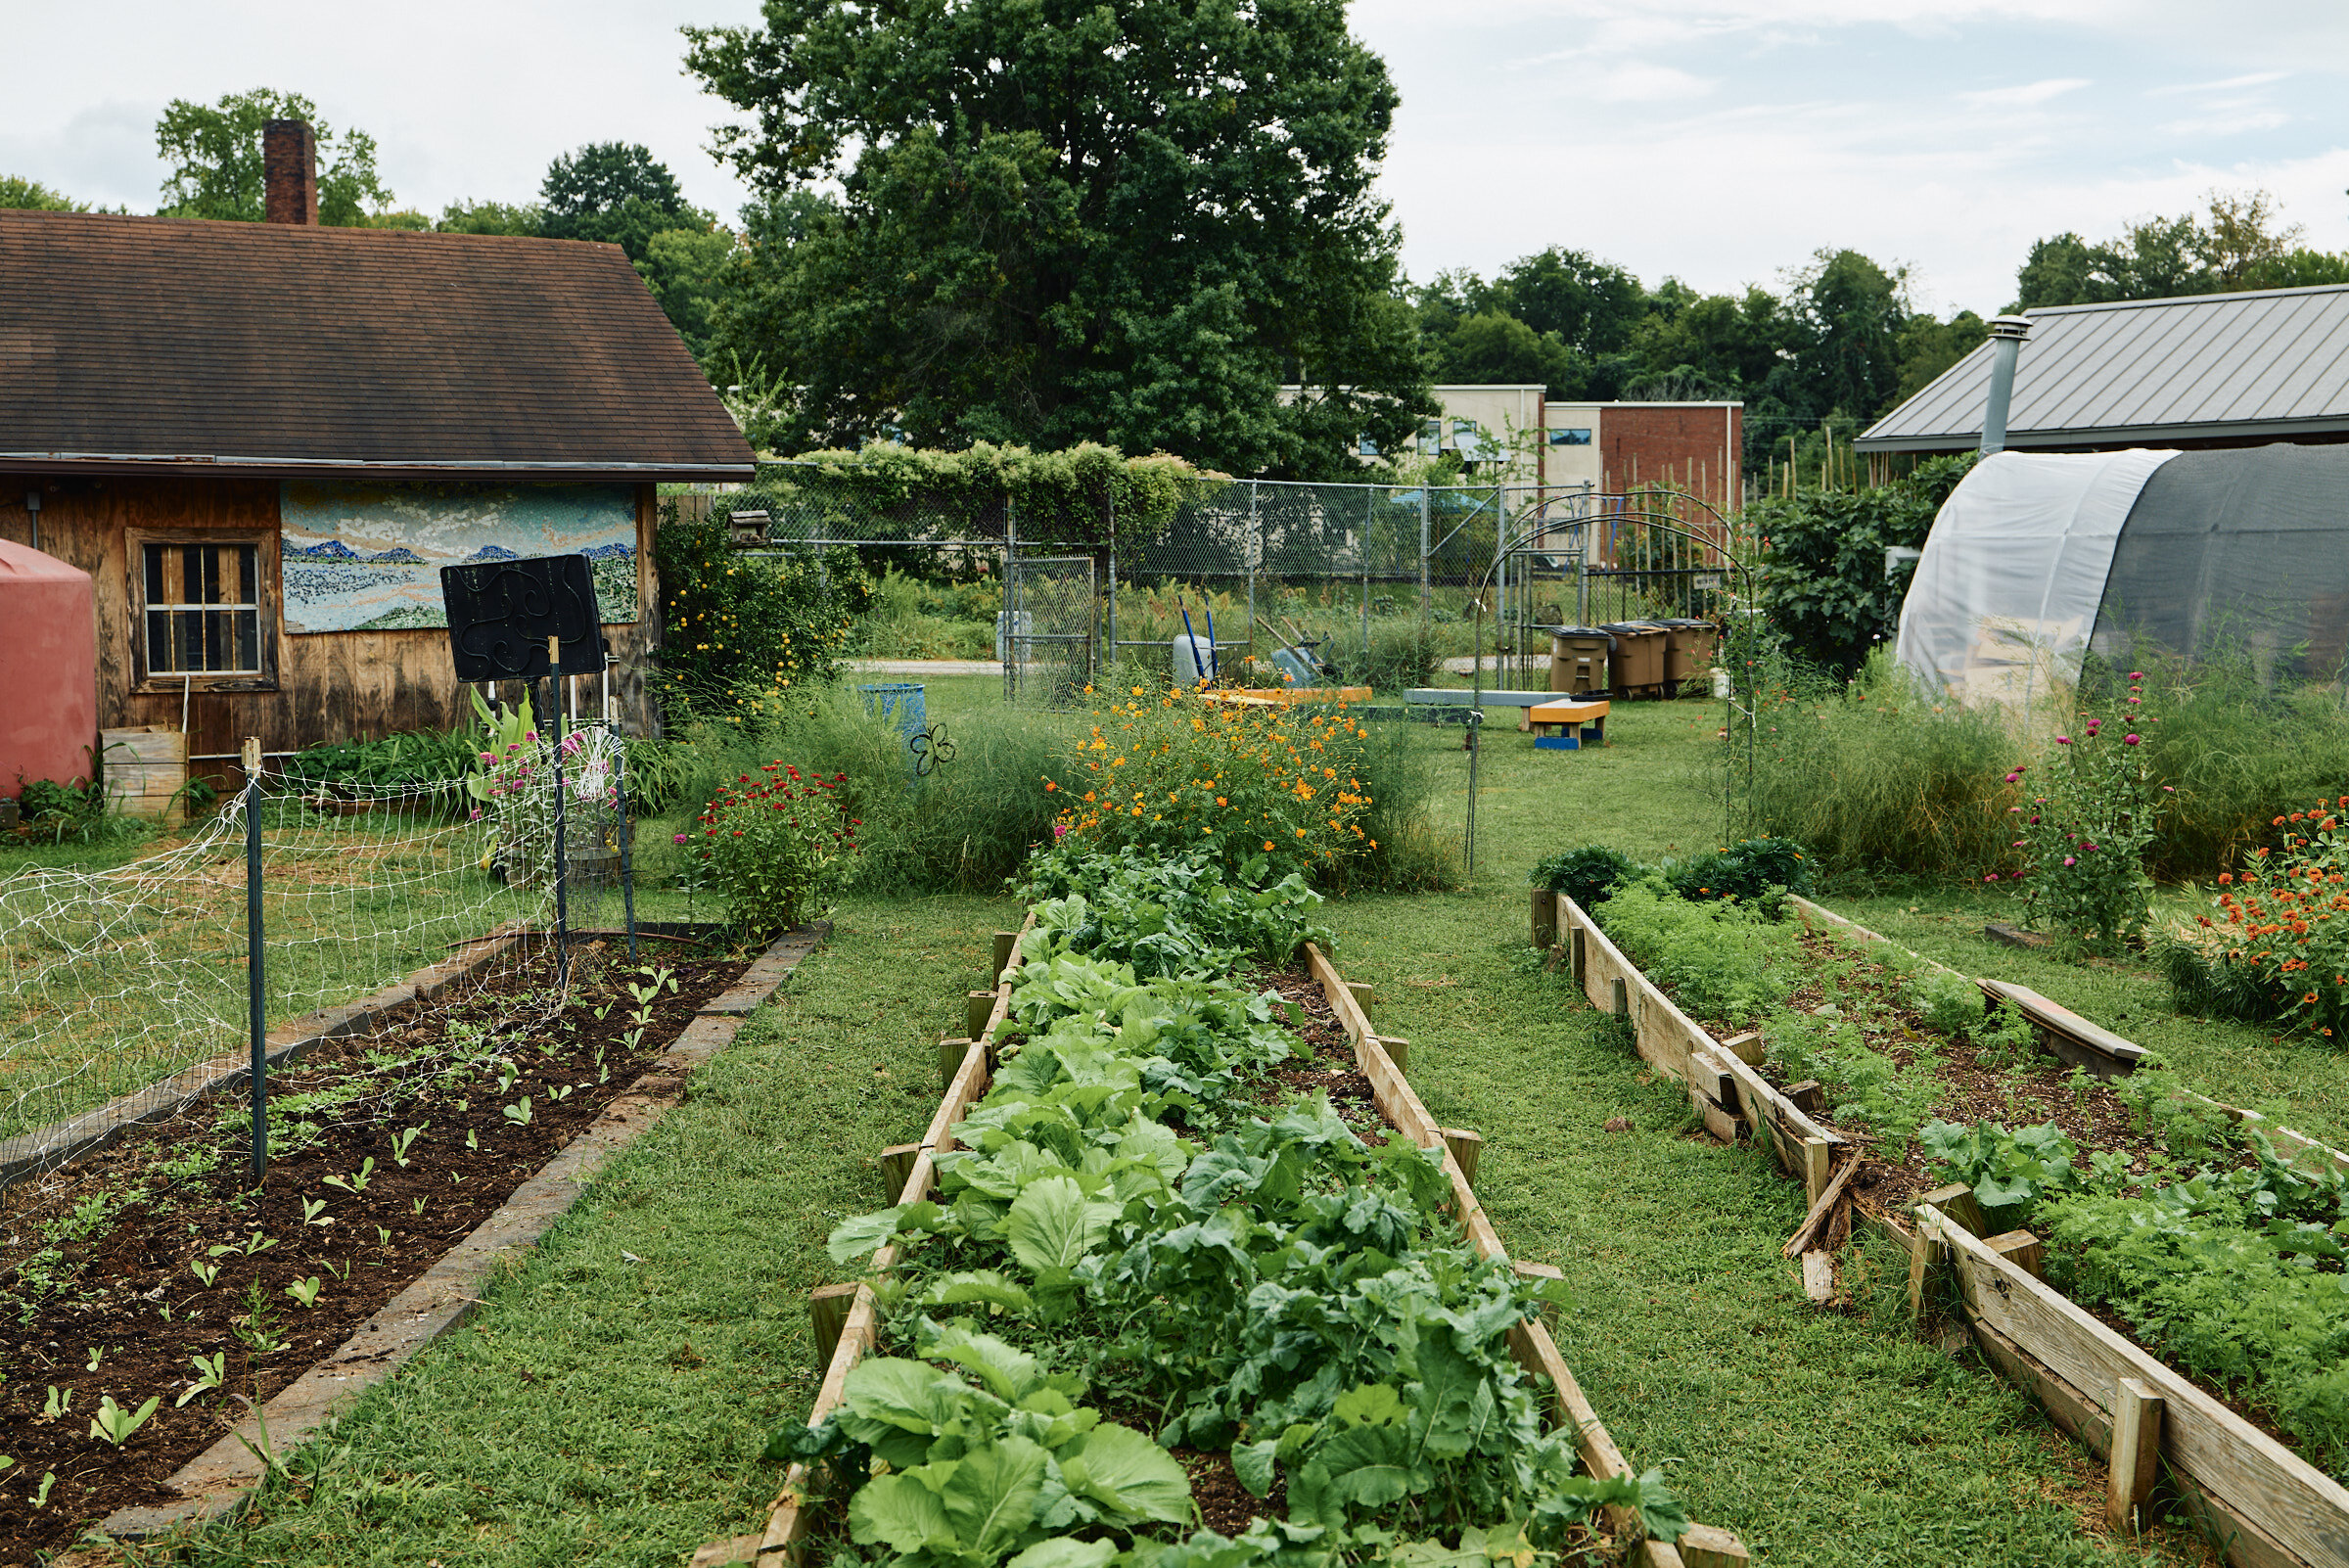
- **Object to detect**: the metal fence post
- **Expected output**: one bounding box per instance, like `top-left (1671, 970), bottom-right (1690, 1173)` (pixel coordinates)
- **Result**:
top-left (1418, 484), bottom-right (1430, 611)
top-left (1361, 488), bottom-right (1373, 667)
top-left (615, 727), bottom-right (638, 964)
top-left (1105, 484), bottom-right (1117, 676)
top-left (1246, 480), bottom-right (1259, 661)
top-left (548, 637), bottom-right (570, 989)
top-left (242, 736), bottom-right (266, 1182)
top-left (1003, 498), bottom-right (1019, 704)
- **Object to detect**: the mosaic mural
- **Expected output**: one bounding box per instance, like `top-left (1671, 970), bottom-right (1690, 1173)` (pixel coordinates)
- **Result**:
top-left (279, 481), bottom-right (638, 634)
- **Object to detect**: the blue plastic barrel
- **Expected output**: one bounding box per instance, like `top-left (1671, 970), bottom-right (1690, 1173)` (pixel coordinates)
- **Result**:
top-left (859, 683), bottom-right (927, 740)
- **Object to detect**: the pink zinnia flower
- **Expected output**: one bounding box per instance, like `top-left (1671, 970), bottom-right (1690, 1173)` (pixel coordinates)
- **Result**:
top-left (2063, 855), bottom-right (2076, 866)
top-left (2124, 734), bottom-right (2141, 745)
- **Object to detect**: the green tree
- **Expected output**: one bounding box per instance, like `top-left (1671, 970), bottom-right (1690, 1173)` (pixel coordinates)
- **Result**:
top-left (1496, 247), bottom-right (1645, 356)
top-left (1893, 309), bottom-right (1989, 404)
top-left (155, 88), bottom-right (392, 224)
top-left (684, 0), bottom-right (1430, 478)
top-left (2010, 189), bottom-right (2330, 308)
top-left (435, 198), bottom-right (545, 236)
top-left (538, 142), bottom-right (696, 261)
top-left (0, 175), bottom-right (86, 211)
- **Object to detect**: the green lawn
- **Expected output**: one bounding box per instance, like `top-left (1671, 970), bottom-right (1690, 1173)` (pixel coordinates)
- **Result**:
top-left (84, 702), bottom-right (2239, 1565)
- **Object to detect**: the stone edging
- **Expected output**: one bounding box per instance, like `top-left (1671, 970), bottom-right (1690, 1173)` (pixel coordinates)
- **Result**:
top-left (83, 921), bottom-right (831, 1549)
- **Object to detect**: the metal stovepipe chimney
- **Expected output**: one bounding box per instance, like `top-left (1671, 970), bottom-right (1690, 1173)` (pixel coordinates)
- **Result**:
top-left (1978, 315), bottom-right (2033, 455)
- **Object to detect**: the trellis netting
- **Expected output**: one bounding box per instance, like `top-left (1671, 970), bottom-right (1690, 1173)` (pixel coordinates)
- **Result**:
top-left (0, 742), bottom-right (617, 1196)
top-left (1895, 441), bottom-right (2349, 710)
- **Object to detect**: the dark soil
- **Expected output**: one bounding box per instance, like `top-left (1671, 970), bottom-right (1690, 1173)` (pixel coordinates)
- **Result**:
top-left (0, 937), bottom-right (753, 1564)
top-left (1244, 965), bottom-right (1385, 1140)
top-left (1701, 926), bottom-right (2181, 1218)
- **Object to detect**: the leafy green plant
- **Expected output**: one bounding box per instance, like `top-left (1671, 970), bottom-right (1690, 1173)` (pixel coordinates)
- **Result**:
top-left (1666, 836), bottom-right (1816, 910)
top-left (1749, 452), bottom-right (1975, 674)
top-left (1016, 846), bottom-right (1334, 978)
top-left (190, 1258), bottom-right (220, 1288)
top-left (1920, 1120), bottom-right (2082, 1230)
top-left (1527, 845), bottom-right (1637, 910)
top-left (42, 1385), bottom-right (70, 1418)
top-left (390, 1126), bottom-right (425, 1167)
top-left (1591, 885), bottom-right (1797, 1027)
top-left (1908, 970), bottom-right (1985, 1040)
top-left (322, 1156), bottom-right (375, 1194)
top-left (89, 1394), bottom-right (161, 1448)
top-left (503, 1097), bottom-right (533, 1126)
top-left (286, 1276), bottom-right (323, 1309)
top-left (177, 1352), bottom-right (226, 1407)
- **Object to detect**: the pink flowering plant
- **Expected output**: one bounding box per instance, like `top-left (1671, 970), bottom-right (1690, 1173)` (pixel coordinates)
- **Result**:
top-left (2004, 670), bottom-right (2164, 948)
top-left (463, 690), bottom-right (623, 886)
top-left (693, 762), bottom-right (861, 934)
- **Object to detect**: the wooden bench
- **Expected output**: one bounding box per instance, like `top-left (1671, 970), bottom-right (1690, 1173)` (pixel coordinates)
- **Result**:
top-left (1528, 699), bottom-right (1608, 751)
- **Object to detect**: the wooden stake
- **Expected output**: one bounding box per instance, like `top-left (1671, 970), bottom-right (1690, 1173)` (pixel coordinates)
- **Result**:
top-left (938, 1037), bottom-right (972, 1091)
top-left (1985, 1230), bottom-right (2047, 1280)
top-left (2105, 1376), bottom-right (2165, 1535)
top-left (1441, 1129), bottom-right (1484, 1188)
top-left (878, 1143), bottom-right (920, 1204)
top-left (1679, 1523), bottom-right (1752, 1568)
top-left (1570, 926), bottom-right (1587, 986)
top-left (1346, 981), bottom-right (1376, 1023)
top-left (1609, 976), bottom-right (1628, 1017)
top-left (1919, 1182), bottom-right (1987, 1238)
top-left (1906, 1222), bottom-right (1944, 1322)
top-left (991, 930), bottom-right (1019, 985)
top-left (1376, 1036), bottom-right (1410, 1075)
top-left (1782, 1155), bottom-right (1859, 1258)
top-left (808, 1282), bottom-right (858, 1370)
top-left (1716, 1029), bottom-right (1765, 1066)
top-left (1801, 1249), bottom-right (1836, 1303)
top-left (1531, 887), bottom-right (1558, 949)
top-left (965, 991), bottom-right (994, 1042)
top-left (1783, 1079), bottom-right (1823, 1116)
top-left (1800, 1136), bottom-right (1832, 1206)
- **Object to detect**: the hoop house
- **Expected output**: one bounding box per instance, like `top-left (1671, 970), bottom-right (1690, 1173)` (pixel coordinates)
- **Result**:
top-left (1895, 442), bottom-right (2349, 709)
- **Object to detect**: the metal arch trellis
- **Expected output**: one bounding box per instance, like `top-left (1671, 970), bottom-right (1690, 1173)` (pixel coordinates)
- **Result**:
top-left (1461, 489), bottom-right (1759, 877)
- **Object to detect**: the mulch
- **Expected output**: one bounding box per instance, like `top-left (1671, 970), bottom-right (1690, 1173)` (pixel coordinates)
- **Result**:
top-left (0, 937), bottom-right (752, 1564)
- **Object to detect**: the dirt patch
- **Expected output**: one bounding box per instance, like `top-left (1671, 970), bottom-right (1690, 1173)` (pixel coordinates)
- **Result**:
top-left (0, 938), bottom-right (752, 1564)
top-left (1245, 964), bottom-right (1384, 1140)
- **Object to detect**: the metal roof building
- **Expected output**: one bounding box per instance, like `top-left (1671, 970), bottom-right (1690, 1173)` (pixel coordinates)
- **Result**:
top-left (1857, 283), bottom-right (2349, 456)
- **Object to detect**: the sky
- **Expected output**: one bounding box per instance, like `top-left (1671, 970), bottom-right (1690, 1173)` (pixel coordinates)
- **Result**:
top-left (5, 0), bottom-right (2348, 321)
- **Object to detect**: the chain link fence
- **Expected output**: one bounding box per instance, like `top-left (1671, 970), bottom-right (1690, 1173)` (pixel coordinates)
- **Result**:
top-left (692, 463), bottom-right (1752, 698)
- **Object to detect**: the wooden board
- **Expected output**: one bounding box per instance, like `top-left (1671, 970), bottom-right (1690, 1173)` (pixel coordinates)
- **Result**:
top-left (1977, 978), bottom-right (2148, 1079)
top-left (1921, 1208), bottom-right (2349, 1568)
top-left (1786, 895), bottom-right (1964, 978)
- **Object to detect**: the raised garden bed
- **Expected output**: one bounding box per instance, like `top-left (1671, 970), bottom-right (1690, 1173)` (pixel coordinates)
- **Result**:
top-left (705, 886), bottom-right (1750, 1568)
top-left (1532, 887), bottom-right (2349, 1568)
top-left (0, 923), bottom-right (819, 1563)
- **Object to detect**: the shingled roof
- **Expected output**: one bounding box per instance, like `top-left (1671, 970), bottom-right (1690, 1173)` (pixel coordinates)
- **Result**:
top-left (0, 211), bottom-right (755, 480)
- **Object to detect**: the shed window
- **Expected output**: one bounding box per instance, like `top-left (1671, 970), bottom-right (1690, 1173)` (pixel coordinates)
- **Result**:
top-left (144, 542), bottom-right (261, 673)
top-left (1549, 428), bottom-right (1592, 446)
top-left (127, 530), bottom-right (278, 692)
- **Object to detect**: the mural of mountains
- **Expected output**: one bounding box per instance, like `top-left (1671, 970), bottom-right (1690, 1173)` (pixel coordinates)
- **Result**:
top-left (294, 539), bottom-right (361, 560)
top-left (464, 544), bottom-right (522, 563)
top-left (366, 547), bottom-right (425, 563)
top-left (581, 541), bottom-right (634, 560)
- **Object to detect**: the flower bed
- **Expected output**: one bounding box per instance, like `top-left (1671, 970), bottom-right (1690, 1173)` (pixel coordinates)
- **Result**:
top-left (1538, 887), bottom-right (2349, 1567)
top-left (727, 853), bottom-right (1743, 1568)
top-left (0, 932), bottom-right (776, 1562)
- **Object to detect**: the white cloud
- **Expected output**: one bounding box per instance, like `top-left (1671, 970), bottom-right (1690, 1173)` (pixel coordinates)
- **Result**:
top-left (1957, 78), bottom-right (2093, 110)
top-left (1582, 63), bottom-right (1719, 103)
top-left (2149, 70), bottom-right (2289, 95)
top-left (2160, 109), bottom-right (2292, 138)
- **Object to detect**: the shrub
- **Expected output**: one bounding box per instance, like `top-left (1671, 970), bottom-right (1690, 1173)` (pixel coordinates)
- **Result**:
top-left (2007, 669), bottom-right (2163, 947)
top-left (1747, 454), bottom-right (1975, 674)
top-left (1665, 836), bottom-right (1815, 907)
top-left (1908, 970), bottom-right (1986, 1040)
top-left (690, 762), bottom-right (860, 933)
top-left (1529, 846), bottom-right (1637, 910)
top-left (1044, 678), bottom-right (1379, 888)
top-left (652, 500), bottom-right (869, 718)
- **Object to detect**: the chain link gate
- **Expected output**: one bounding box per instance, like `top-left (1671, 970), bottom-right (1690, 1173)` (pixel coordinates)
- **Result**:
top-left (1003, 554), bottom-right (1097, 705)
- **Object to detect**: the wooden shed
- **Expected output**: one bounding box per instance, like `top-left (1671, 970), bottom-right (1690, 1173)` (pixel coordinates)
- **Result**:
top-left (0, 142), bottom-right (752, 796)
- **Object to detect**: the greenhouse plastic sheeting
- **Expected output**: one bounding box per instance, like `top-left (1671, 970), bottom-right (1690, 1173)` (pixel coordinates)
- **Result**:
top-left (2090, 443), bottom-right (2349, 682)
top-left (1895, 448), bottom-right (2176, 712)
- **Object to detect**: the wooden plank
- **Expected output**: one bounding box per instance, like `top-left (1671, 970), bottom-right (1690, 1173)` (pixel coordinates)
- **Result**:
top-left (2107, 1377), bottom-right (2165, 1536)
top-left (1348, 980), bottom-right (1377, 1024)
top-left (1906, 1221), bottom-right (1943, 1322)
top-left (689, 1534), bottom-right (763, 1568)
top-left (1801, 1249), bottom-right (1836, 1303)
top-left (1800, 1137), bottom-right (1831, 1206)
top-left (1570, 924), bottom-right (1587, 987)
top-left (1441, 1129), bottom-right (1484, 1188)
top-left (937, 1037), bottom-right (971, 1092)
top-left (991, 930), bottom-right (1019, 986)
top-left (1978, 978), bottom-right (2147, 1077)
top-left (807, 1282), bottom-right (857, 1370)
top-left (1377, 1035), bottom-right (1411, 1075)
top-left (965, 990), bottom-right (996, 1042)
top-left (1532, 887), bottom-right (1558, 949)
top-left (1307, 942), bottom-right (1374, 1045)
top-left (1782, 1156), bottom-right (1859, 1258)
top-left (1716, 1030), bottom-right (1765, 1066)
top-left (1782, 1079), bottom-right (1823, 1116)
top-left (1922, 1208), bottom-right (2349, 1568)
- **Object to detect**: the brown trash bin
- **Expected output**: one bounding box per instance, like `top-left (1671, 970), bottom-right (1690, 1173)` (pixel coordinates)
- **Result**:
top-left (1546, 626), bottom-right (1614, 694)
top-left (1599, 622), bottom-right (1666, 692)
top-left (1657, 618), bottom-right (1720, 688)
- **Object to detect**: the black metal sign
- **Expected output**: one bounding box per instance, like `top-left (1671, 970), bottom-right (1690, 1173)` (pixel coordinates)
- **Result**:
top-left (438, 554), bottom-right (609, 680)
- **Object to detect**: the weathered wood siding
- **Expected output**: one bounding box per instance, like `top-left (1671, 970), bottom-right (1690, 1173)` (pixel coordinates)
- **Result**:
top-left (0, 477), bottom-right (658, 789)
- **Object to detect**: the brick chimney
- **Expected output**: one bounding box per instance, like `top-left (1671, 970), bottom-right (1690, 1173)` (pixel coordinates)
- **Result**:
top-left (263, 119), bottom-right (318, 225)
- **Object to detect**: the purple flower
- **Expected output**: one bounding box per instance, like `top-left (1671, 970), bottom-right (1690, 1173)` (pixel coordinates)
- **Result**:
top-left (2012, 840), bottom-right (2026, 849)
top-left (2129, 671), bottom-right (2144, 679)
top-left (2007, 806), bottom-right (2022, 813)
top-left (2125, 695), bottom-right (2142, 705)
top-left (2124, 734), bottom-right (2141, 745)
top-left (468, 807), bottom-right (483, 821)
top-left (2055, 736), bottom-right (2072, 745)
top-left (1985, 873), bottom-right (2001, 882)
top-left (2004, 772), bottom-right (2021, 783)
top-left (2063, 855), bottom-right (2076, 866)
top-left (673, 832), bottom-right (688, 844)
